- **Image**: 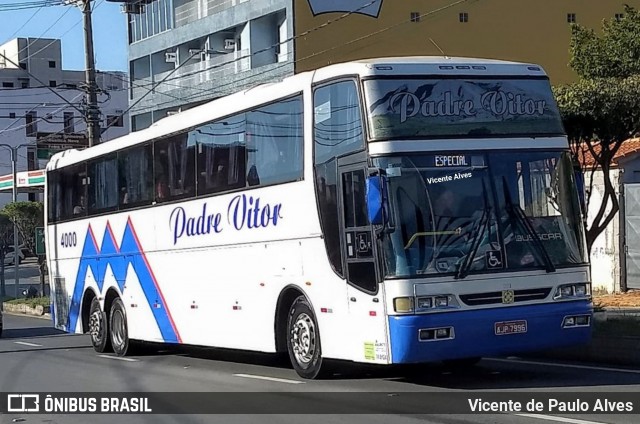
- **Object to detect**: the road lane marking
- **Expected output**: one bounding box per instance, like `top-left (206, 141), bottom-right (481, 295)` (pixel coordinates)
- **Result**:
top-left (489, 358), bottom-right (640, 375)
top-left (14, 341), bottom-right (42, 347)
top-left (234, 374), bottom-right (304, 384)
top-left (98, 354), bottom-right (139, 362)
top-left (515, 413), bottom-right (608, 424)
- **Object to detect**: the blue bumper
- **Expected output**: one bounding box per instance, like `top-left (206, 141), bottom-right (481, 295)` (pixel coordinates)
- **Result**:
top-left (388, 301), bottom-right (592, 364)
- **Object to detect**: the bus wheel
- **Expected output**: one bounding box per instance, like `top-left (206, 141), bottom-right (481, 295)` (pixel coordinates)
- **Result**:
top-left (109, 298), bottom-right (130, 356)
top-left (287, 296), bottom-right (325, 379)
top-left (89, 297), bottom-right (111, 353)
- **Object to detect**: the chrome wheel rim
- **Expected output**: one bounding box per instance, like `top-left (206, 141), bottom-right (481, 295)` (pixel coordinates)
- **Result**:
top-left (112, 309), bottom-right (126, 349)
top-left (89, 310), bottom-right (102, 343)
top-left (290, 312), bottom-right (316, 365)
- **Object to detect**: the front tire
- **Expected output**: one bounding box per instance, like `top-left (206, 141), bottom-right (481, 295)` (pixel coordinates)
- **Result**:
top-left (286, 296), bottom-right (326, 379)
top-left (109, 298), bottom-right (131, 357)
top-left (89, 297), bottom-right (111, 353)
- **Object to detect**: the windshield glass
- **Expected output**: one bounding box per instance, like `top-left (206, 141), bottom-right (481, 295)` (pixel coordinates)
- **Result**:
top-left (375, 151), bottom-right (587, 278)
top-left (364, 78), bottom-right (564, 139)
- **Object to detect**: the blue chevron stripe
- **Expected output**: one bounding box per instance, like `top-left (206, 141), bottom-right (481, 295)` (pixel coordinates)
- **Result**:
top-left (67, 217), bottom-right (181, 343)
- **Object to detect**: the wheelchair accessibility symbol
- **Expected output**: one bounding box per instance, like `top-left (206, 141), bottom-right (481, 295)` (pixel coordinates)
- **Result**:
top-left (485, 250), bottom-right (504, 269)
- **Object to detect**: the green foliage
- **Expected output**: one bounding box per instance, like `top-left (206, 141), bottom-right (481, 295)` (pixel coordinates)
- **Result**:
top-left (554, 76), bottom-right (640, 145)
top-left (1, 201), bottom-right (44, 256)
top-left (5, 296), bottom-right (50, 308)
top-left (570, 5), bottom-right (640, 79)
top-left (554, 6), bottom-right (640, 252)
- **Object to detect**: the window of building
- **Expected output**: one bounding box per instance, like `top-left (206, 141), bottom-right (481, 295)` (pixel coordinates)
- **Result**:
top-left (118, 144), bottom-right (154, 208)
top-left (9, 113), bottom-right (15, 119)
top-left (567, 13), bottom-right (576, 23)
top-left (49, 61), bottom-right (56, 68)
top-left (19, 63), bottom-right (26, 70)
top-left (615, 13), bottom-right (624, 21)
top-left (410, 12), bottom-right (420, 23)
top-left (49, 80), bottom-right (57, 87)
top-left (246, 96), bottom-right (304, 187)
top-left (25, 111), bottom-right (37, 137)
top-left (154, 134), bottom-right (196, 202)
top-left (107, 115), bottom-right (124, 128)
top-left (64, 112), bottom-right (75, 134)
top-left (21, 81), bottom-right (28, 88)
top-left (459, 12), bottom-right (469, 23)
top-left (88, 154), bottom-right (118, 214)
top-left (2, 82), bottom-right (14, 88)
top-left (129, 0), bottom-right (173, 43)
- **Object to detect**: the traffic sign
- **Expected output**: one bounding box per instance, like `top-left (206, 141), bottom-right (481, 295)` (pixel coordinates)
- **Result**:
top-left (35, 227), bottom-right (45, 256)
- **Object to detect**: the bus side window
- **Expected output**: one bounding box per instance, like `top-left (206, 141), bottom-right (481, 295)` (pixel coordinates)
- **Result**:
top-left (246, 95), bottom-right (303, 186)
top-left (193, 114), bottom-right (247, 195)
top-left (154, 134), bottom-right (195, 202)
top-left (313, 80), bottom-right (365, 279)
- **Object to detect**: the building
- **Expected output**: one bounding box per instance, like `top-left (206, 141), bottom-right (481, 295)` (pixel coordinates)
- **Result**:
top-left (125, 0), bottom-right (639, 131)
top-left (126, 0), bottom-right (293, 131)
top-left (577, 139), bottom-right (640, 293)
top-left (0, 37), bottom-right (129, 207)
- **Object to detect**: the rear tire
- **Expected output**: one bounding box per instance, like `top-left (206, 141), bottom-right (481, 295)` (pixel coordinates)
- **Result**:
top-left (286, 296), bottom-right (327, 379)
top-left (109, 298), bottom-right (132, 357)
top-left (89, 297), bottom-right (111, 353)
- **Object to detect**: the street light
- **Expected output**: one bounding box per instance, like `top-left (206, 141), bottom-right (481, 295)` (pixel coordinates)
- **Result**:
top-left (0, 142), bottom-right (33, 302)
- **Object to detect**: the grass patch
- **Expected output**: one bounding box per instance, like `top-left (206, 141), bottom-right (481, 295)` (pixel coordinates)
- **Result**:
top-left (5, 296), bottom-right (50, 308)
top-left (594, 317), bottom-right (640, 337)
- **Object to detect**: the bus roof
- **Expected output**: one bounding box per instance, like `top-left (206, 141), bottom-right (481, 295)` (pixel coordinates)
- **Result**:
top-left (47, 56), bottom-right (549, 171)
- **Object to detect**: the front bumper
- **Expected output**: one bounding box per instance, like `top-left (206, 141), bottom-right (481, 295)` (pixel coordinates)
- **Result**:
top-left (388, 301), bottom-right (592, 363)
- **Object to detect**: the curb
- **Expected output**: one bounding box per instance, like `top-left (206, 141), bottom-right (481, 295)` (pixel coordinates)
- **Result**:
top-left (2, 302), bottom-right (51, 320)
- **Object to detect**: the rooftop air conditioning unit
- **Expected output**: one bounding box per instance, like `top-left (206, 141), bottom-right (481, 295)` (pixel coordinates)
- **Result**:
top-left (165, 52), bottom-right (177, 63)
top-left (224, 39), bottom-right (236, 50)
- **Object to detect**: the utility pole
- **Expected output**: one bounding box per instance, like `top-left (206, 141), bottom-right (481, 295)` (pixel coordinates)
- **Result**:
top-left (63, 0), bottom-right (100, 146)
top-left (80, 0), bottom-right (101, 147)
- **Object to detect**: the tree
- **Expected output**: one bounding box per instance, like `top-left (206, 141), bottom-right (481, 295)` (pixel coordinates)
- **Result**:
top-left (1, 201), bottom-right (46, 297)
top-left (554, 5), bottom-right (640, 252)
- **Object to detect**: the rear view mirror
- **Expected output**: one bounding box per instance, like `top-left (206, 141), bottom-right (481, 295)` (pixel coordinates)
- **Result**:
top-left (366, 176), bottom-right (384, 225)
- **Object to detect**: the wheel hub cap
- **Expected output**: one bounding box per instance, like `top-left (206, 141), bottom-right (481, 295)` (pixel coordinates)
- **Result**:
top-left (291, 313), bottom-right (316, 365)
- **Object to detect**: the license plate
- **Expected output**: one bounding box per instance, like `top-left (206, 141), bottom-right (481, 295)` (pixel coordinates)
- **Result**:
top-left (495, 320), bottom-right (527, 335)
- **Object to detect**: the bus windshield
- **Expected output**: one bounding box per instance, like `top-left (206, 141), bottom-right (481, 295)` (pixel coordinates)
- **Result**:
top-left (374, 151), bottom-right (587, 278)
top-left (364, 78), bottom-right (564, 139)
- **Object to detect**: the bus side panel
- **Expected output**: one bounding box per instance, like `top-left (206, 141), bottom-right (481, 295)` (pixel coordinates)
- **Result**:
top-left (298, 238), bottom-right (352, 361)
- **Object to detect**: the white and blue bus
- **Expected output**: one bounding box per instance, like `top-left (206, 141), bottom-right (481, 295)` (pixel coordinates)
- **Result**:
top-left (46, 57), bottom-right (591, 379)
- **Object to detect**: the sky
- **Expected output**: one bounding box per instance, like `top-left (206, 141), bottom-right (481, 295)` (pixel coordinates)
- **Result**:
top-left (0, 0), bottom-right (128, 72)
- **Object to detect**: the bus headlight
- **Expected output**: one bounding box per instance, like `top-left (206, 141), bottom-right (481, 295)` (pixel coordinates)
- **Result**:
top-left (554, 283), bottom-right (591, 300)
top-left (416, 297), bottom-right (432, 309)
top-left (434, 296), bottom-right (449, 307)
top-left (394, 297), bottom-right (414, 313)
top-left (414, 295), bottom-right (459, 313)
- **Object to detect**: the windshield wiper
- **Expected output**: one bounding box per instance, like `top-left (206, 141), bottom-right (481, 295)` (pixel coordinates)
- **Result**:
top-left (455, 206), bottom-right (490, 279)
top-left (501, 177), bottom-right (556, 273)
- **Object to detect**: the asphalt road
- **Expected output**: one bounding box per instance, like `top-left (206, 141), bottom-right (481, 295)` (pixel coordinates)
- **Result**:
top-left (1, 314), bottom-right (639, 424)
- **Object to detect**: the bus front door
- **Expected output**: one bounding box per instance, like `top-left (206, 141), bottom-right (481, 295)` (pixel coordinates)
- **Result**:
top-left (338, 164), bottom-right (389, 364)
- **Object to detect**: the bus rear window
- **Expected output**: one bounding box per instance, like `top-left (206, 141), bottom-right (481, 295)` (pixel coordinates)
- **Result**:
top-left (364, 78), bottom-right (564, 139)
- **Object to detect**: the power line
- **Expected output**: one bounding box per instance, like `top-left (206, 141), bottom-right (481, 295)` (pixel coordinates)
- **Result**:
top-left (1, 4), bottom-right (44, 45)
top-left (0, 1), bottom-right (65, 12)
